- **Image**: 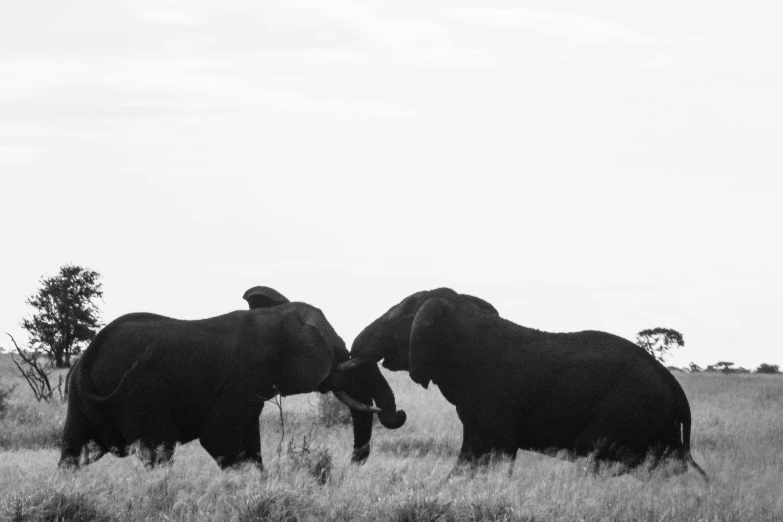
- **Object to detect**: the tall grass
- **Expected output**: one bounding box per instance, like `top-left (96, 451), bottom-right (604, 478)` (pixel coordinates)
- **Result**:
top-left (1, 354), bottom-right (782, 521)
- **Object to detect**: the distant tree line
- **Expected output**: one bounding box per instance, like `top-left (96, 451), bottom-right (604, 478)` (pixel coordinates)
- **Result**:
top-left (635, 328), bottom-right (779, 375)
top-left (679, 362), bottom-right (780, 374)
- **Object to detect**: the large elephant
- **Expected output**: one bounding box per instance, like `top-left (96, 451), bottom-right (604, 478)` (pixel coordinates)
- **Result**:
top-left (60, 288), bottom-right (405, 469)
top-left (339, 288), bottom-right (707, 479)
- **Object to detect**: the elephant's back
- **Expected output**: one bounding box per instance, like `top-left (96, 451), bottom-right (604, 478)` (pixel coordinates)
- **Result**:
top-left (513, 329), bottom-right (683, 452)
top-left (81, 313), bottom-right (173, 395)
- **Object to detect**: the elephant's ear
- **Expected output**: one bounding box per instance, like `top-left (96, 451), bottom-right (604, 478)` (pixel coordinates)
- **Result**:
top-left (409, 297), bottom-right (454, 389)
top-left (243, 286), bottom-right (290, 309)
top-left (459, 294), bottom-right (499, 316)
top-left (275, 308), bottom-right (333, 396)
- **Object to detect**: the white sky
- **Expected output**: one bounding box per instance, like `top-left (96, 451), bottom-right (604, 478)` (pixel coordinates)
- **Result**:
top-left (1, 1), bottom-right (781, 369)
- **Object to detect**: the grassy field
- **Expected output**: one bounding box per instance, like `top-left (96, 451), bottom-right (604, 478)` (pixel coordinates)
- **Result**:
top-left (1, 353), bottom-right (782, 522)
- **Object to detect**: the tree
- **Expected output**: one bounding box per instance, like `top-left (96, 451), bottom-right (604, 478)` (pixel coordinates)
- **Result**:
top-left (635, 328), bottom-right (684, 363)
top-left (688, 362), bottom-right (702, 373)
top-left (22, 264), bottom-right (103, 368)
top-left (707, 361), bottom-right (735, 373)
top-left (755, 363), bottom-right (781, 374)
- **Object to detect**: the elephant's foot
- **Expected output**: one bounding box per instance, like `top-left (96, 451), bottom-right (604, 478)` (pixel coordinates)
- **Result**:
top-left (447, 462), bottom-right (479, 480)
top-left (351, 443), bottom-right (370, 464)
top-left (58, 454), bottom-right (81, 470)
top-left (226, 451), bottom-right (264, 472)
top-left (137, 443), bottom-right (174, 469)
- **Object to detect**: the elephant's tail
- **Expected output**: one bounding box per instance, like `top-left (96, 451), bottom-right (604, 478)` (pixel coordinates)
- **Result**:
top-left (79, 340), bottom-right (161, 406)
top-left (679, 413), bottom-right (709, 483)
top-left (77, 356), bottom-right (143, 408)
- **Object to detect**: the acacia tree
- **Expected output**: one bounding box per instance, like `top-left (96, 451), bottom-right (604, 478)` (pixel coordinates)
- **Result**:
top-left (22, 264), bottom-right (103, 368)
top-left (707, 361), bottom-right (735, 373)
top-left (636, 327), bottom-right (684, 363)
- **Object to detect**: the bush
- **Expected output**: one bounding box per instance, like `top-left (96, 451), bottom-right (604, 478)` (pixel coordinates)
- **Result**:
top-left (1, 491), bottom-right (111, 522)
top-left (315, 393), bottom-right (352, 427)
top-left (377, 437), bottom-right (459, 458)
top-left (239, 491), bottom-right (309, 522)
top-left (300, 448), bottom-right (333, 485)
top-left (0, 382), bottom-right (15, 417)
top-left (756, 363), bottom-right (781, 374)
top-left (0, 402), bottom-right (65, 451)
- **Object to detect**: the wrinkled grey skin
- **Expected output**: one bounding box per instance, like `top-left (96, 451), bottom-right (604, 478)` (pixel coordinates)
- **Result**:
top-left (60, 289), bottom-right (404, 470)
top-left (342, 288), bottom-right (707, 480)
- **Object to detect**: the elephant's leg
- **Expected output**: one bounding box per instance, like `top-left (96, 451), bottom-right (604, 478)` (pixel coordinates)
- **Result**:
top-left (150, 442), bottom-right (176, 468)
top-left (119, 417), bottom-right (176, 469)
top-left (452, 419), bottom-right (517, 476)
top-left (82, 440), bottom-right (110, 465)
top-left (59, 401), bottom-right (94, 469)
top-left (117, 387), bottom-right (179, 469)
top-left (200, 424), bottom-right (245, 469)
top-left (239, 416), bottom-right (263, 470)
top-left (573, 420), bottom-right (623, 474)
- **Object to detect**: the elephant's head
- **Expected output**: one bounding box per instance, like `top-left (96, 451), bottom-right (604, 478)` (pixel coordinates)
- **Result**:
top-left (337, 288), bottom-right (498, 462)
top-left (243, 287), bottom-right (407, 456)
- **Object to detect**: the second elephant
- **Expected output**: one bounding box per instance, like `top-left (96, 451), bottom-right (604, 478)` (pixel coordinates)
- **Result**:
top-left (340, 288), bottom-right (707, 479)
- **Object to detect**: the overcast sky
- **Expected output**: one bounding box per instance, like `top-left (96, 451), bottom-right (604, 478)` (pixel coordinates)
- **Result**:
top-left (1, 1), bottom-right (781, 370)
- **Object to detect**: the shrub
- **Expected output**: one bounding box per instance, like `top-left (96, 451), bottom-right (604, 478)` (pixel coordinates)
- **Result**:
top-left (38, 492), bottom-right (110, 522)
top-left (304, 448), bottom-right (333, 485)
top-left (377, 437), bottom-right (459, 458)
top-left (0, 401), bottom-right (65, 450)
top-left (0, 382), bottom-right (15, 417)
top-left (315, 393), bottom-right (352, 427)
top-left (0, 419), bottom-right (62, 451)
top-left (288, 445), bottom-right (333, 485)
top-left (239, 491), bottom-right (309, 522)
top-left (756, 363), bottom-right (781, 374)
top-left (1, 491), bottom-right (111, 522)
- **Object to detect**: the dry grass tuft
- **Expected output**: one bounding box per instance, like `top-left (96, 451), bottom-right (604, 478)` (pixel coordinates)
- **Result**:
top-left (377, 438), bottom-right (459, 458)
top-left (1, 490), bottom-right (112, 522)
top-left (239, 490), bottom-right (309, 522)
top-left (316, 393), bottom-right (352, 427)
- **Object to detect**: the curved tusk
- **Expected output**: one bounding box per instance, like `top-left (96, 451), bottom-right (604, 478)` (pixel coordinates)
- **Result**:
top-left (333, 390), bottom-right (383, 414)
top-left (337, 358), bottom-right (368, 372)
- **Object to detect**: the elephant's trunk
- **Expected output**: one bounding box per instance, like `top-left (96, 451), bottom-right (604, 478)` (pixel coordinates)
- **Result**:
top-left (337, 361), bottom-right (406, 463)
top-left (349, 363), bottom-right (406, 463)
top-left (369, 364), bottom-right (406, 429)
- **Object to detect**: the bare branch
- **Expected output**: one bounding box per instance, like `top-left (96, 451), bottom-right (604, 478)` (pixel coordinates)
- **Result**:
top-left (6, 332), bottom-right (60, 403)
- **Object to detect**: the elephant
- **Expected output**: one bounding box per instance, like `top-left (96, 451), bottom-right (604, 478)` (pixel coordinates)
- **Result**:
top-left (339, 288), bottom-right (707, 479)
top-left (60, 287), bottom-right (406, 469)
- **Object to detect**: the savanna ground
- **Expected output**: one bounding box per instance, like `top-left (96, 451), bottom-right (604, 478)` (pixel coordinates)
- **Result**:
top-left (1, 354), bottom-right (782, 521)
